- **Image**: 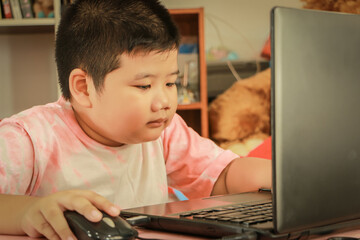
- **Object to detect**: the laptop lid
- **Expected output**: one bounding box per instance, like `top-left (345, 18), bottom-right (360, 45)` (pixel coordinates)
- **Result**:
top-left (271, 7), bottom-right (360, 234)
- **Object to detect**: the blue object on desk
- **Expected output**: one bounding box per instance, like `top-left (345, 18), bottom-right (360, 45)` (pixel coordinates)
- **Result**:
top-left (168, 187), bottom-right (188, 201)
top-left (173, 188), bottom-right (188, 201)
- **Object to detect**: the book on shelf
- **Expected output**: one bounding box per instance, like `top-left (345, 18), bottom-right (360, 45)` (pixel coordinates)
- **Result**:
top-left (19, 0), bottom-right (33, 18)
top-left (1, 0), bottom-right (13, 18)
top-left (0, 1), bottom-right (3, 19)
top-left (9, 0), bottom-right (22, 19)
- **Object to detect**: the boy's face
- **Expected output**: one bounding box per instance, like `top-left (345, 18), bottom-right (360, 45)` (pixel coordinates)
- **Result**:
top-left (83, 49), bottom-right (179, 146)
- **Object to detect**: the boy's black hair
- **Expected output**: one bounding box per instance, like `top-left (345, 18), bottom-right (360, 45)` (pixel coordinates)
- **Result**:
top-left (55, 0), bottom-right (180, 100)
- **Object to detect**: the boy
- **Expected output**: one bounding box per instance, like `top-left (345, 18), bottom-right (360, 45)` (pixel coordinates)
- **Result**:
top-left (0, 0), bottom-right (271, 239)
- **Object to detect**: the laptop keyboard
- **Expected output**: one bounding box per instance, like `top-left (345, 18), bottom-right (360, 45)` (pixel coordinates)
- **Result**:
top-left (178, 200), bottom-right (273, 227)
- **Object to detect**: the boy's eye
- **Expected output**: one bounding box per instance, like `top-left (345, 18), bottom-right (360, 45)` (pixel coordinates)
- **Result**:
top-left (166, 82), bottom-right (176, 87)
top-left (136, 85), bottom-right (151, 90)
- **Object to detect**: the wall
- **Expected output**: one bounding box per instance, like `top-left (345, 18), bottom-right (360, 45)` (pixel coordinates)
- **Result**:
top-left (160, 0), bottom-right (303, 62)
top-left (0, 33), bottom-right (58, 119)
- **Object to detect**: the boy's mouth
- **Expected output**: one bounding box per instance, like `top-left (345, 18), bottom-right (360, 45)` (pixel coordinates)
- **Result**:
top-left (147, 118), bottom-right (167, 128)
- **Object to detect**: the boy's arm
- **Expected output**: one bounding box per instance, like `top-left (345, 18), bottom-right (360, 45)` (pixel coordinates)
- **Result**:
top-left (0, 194), bottom-right (38, 234)
top-left (0, 190), bottom-right (121, 239)
top-left (211, 157), bottom-right (272, 196)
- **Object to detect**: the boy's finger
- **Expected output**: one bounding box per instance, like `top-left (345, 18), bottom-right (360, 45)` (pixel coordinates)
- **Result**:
top-left (31, 212), bottom-right (61, 240)
top-left (41, 206), bottom-right (77, 240)
top-left (62, 195), bottom-right (104, 222)
top-left (86, 192), bottom-right (121, 216)
top-left (69, 191), bottom-right (121, 218)
top-left (56, 190), bottom-right (120, 221)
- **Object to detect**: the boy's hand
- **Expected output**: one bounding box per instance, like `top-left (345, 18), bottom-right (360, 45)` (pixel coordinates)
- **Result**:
top-left (20, 190), bottom-right (121, 240)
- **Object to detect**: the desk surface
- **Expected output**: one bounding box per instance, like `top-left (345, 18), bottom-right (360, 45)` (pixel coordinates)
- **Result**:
top-left (1, 228), bottom-right (360, 240)
top-left (0, 227), bottom-right (208, 240)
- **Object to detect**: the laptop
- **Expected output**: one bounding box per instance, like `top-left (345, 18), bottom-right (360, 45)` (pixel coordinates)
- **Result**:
top-left (120, 7), bottom-right (360, 239)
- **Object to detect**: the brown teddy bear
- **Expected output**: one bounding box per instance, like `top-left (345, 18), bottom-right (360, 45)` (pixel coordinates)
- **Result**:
top-left (208, 68), bottom-right (271, 156)
top-left (208, 0), bottom-right (360, 157)
top-left (301, 0), bottom-right (360, 14)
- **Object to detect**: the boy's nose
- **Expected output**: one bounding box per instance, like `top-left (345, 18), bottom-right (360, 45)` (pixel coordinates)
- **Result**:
top-left (151, 91), bottom-right (171, 112)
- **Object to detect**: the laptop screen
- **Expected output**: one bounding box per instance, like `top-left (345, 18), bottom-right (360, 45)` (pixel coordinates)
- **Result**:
top-left (271, 7), bottom-right (360, 233)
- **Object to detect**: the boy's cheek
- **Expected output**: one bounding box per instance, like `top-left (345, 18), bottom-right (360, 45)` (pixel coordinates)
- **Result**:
top-left (165, 111), bottom-right (176, 127)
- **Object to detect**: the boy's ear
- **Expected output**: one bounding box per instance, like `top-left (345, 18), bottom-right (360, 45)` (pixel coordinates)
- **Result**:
top-left (69, 68), bottom-right (93, 108)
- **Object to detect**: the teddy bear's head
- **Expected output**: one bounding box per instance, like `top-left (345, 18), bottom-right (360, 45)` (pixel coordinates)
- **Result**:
top-left (208, 68), bottom-right (271, 155)
top-left (301, 0), bottom-right (360, 14)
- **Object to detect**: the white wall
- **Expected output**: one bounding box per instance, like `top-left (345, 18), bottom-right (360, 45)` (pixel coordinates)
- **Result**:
top-left (0, 33), bottom-right (58, 119)
top-left (160, 0), bottom-right (303, 61)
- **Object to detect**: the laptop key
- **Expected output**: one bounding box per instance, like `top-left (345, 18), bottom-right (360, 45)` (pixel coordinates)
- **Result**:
top-left (230, 218), bottom-right (247, 224)
top-left (217, 212), bottom-right (249, 219)
top-left (243, 215), bottom-right (267, 221)
top-left (217, 217), bottom-right (233, 222)
top-left (204, 216), bottom-right (219, 220)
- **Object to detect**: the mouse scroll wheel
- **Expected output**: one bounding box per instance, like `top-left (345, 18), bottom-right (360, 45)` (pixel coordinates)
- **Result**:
top-left (102, 217), bottom-right (116, 228)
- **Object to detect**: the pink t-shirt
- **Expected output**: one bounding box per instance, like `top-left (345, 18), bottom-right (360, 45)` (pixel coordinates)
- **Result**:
top-left (0, 98), bottom-right (238, 209)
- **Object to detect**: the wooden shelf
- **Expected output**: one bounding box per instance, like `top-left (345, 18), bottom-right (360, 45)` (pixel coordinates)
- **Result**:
top-left (170, 8), bottom-right (209, 138)
top-left (177, 102), bottom-right (202, 110)
top-left (0, 0), bottom-right (61, 117)
top-left (0, 0), bottom-right (61, 34)
top-left (0, 4), bottom-right (209, 138)
top-left (0, 18), bottom-right (56, 26)
top-left (0, 19), bottom-right (55, 34)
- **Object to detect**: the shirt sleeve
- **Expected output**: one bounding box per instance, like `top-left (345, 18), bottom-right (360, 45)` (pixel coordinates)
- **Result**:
top-left (162, 114), bottom-right (239, 199)
top-left (0, 121), bottom-right (36, 195)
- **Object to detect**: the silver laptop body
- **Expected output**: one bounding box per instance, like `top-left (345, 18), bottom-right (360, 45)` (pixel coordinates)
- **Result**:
top-left (121, 7), bottom-right (360, 239)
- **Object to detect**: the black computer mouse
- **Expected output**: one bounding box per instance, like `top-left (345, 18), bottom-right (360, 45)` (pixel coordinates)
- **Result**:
top-left (64, 210), bottom-right (138, 240)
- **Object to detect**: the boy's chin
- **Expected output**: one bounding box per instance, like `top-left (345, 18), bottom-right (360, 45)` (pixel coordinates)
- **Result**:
top-left (120, 131), bottom-right (163, 145)
top-left (139, 129), bottom-right (165, 143)
top-left (140, 133), bottom-right (163, 143)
